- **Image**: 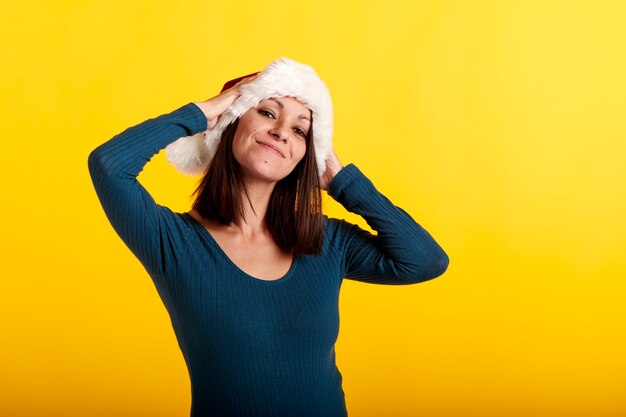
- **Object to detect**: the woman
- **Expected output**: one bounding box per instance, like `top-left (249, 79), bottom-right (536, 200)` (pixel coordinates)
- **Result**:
top-left (88, 57), bottom-right (449, 417)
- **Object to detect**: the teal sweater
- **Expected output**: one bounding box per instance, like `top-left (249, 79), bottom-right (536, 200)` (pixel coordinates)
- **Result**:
top-left (88, 103), bottom-right (449, 417)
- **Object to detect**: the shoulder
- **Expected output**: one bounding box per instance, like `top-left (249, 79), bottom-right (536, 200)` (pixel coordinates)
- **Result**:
top-left (322, 214), bottom-right (360, 246)
top-left (162, 207), bottom-right (213, 241)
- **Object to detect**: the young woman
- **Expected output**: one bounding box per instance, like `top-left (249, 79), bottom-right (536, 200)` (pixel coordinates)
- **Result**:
top-left (88, 57), bottom-right (449, 417)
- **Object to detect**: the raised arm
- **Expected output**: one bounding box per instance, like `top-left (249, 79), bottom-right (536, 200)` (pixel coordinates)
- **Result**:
top-left (327, 163), bottom-right (449, 285)
top-left (87, 75), bottom-right (258, 280)
top-left (87, 103), bottom-right (208, 278)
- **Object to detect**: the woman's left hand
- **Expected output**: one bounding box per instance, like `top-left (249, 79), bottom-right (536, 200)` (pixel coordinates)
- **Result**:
top-left (320, 149), bottom-right (343, 191)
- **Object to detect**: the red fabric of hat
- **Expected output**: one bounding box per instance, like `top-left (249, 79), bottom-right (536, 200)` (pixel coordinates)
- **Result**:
top-left (220, 72), bottom-right (260, 92)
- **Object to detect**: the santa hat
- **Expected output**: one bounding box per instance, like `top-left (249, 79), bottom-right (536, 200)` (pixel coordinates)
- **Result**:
top-left (165, 57), bottom-right (333, 177)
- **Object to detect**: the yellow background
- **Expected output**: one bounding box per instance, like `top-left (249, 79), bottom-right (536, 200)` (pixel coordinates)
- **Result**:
top-left (2, 1), bottom-right (625, 416)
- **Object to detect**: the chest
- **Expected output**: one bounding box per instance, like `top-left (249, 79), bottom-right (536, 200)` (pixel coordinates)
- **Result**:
top-left (165, 215), bottom-right (347, 352)
top-left (214, 234), bottom-right (295, 281)
top-left (170, 252), bottom-right (344, 352)
top-left (186, 210), bottom-right (295, 281)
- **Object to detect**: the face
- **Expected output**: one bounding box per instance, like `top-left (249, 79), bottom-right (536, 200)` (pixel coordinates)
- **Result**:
top-left (232, 96), bottom-right (312, 183)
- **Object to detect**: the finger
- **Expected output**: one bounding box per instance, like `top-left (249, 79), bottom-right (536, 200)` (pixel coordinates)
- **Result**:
top-left (221, 74), bottom-right (259, 95)
top-left (232, 74), bottom-right (258, 90)
top-left (218, 76), bottom-right (257, 102)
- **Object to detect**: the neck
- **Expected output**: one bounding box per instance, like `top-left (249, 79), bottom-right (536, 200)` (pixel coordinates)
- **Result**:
top-left (232, 175), bottom-right (277, 240)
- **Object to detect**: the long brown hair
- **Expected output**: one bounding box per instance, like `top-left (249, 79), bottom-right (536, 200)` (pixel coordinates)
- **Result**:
top-left (190, 117), bottom-right (323, 255)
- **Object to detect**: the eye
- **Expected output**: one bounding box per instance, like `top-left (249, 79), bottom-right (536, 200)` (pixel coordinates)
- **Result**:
top-left (258, 109), bottom-right (275, 119)
top-left (293, 128), bottom-right (307, 138)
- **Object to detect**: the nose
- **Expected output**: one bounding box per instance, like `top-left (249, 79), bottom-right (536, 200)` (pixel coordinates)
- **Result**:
top-left (269, 125), bottom-right (288, 142)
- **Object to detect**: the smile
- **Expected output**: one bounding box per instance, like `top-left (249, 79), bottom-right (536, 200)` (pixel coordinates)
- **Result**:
top-left (255, 141), bottom-right (285, 158)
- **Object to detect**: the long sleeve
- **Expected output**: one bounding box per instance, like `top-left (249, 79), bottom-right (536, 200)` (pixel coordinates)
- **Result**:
top-left (87, 103), bottom-right (208, 279)
top-left (327, 163), bottom-right (449, 284)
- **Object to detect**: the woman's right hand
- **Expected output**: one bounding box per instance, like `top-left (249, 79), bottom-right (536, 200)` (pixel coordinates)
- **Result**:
top-left (193, 75), bottom-right (258, 129)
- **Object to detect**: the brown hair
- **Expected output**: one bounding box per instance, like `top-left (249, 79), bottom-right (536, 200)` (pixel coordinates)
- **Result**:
top-left (190, 117), bottom-right (323, 255)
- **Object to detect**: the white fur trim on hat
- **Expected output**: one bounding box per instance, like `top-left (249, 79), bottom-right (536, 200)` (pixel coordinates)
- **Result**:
top-left (165, 57), bottom-right (333, 177)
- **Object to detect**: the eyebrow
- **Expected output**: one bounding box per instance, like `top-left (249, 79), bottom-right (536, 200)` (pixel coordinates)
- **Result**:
top-left (267, 98), bottom-right (311, 122)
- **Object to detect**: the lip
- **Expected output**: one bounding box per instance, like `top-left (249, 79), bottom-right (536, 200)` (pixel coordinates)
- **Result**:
top-left (255, 140), bottom-right (285, 158)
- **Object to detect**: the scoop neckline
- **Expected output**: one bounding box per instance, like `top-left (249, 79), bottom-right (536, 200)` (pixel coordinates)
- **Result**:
top-left (183, 212), bottom-right (298, 285)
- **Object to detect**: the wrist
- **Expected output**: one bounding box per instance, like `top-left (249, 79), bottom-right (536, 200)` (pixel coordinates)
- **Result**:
top-left (193, 101), bottom-right (219, 128)
top-left (329, 156), bottom-right (344, 177)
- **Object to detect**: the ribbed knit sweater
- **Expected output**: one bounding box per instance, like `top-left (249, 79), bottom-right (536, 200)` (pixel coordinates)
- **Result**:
top-left (87, 102), bottom-right (449, 417)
